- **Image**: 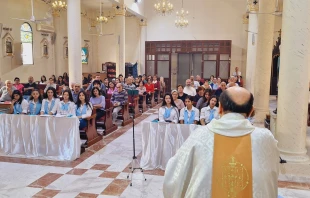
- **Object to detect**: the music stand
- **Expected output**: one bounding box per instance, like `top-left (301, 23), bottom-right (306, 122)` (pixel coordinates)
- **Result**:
top-left (126, 89), bottom-right (147, 186)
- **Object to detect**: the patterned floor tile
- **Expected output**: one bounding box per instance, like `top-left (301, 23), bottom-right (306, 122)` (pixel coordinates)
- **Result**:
top-left (28, 173), bottom-right (64, 188)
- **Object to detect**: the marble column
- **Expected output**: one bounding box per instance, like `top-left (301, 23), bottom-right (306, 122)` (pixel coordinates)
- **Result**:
top-left (67, 0), bottom-right (82, 85)
top-left (253, 0), bottom-right (275, 122)
top-left (276, 0), bottom-right (310, 162)
top-left (245, 5), bottom-right (258, 94)
top-left (115, 5), bottom-right (126, 76)
top-left (140, 19), bottom-right (147, 75)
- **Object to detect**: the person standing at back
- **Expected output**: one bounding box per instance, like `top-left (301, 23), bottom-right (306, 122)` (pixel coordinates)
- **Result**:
top-left (164, 87), bottom-right (279, 198)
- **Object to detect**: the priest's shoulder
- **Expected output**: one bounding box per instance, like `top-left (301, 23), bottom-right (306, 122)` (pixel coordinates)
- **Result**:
top-left (190, 126), bottom-right (214, 141)
top-left (251, 126), bottom-right (276, 141)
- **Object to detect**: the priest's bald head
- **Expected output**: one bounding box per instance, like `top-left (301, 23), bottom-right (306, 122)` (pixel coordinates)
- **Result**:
top-left (219, 86), bottom-right (254, 117)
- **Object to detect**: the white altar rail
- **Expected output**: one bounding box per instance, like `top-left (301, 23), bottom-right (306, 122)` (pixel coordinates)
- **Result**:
top-left (140, 121), bottom-right (202, 170)
top-left (0, 114), bottom-right (81, 161)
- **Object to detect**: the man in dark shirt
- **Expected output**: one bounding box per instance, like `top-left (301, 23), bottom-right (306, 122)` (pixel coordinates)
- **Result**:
top-left (177, 85), bottom-right (188, 103)
top-left (215, 82), bottom-right (227, 97)
top-left (23, 76), bottom-right (37, 100)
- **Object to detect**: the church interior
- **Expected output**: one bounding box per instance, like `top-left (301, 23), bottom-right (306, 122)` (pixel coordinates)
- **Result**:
top-left (0, 0), bottom-right (310, 197)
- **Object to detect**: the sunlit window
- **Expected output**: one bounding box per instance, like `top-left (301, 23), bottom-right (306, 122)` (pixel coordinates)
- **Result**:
top-left (21, 23), bottom-right (33, 65)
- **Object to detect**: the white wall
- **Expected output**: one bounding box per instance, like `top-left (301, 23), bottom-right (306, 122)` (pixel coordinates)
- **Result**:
top-left (96, 16), bottom-right (141, 72)
top-left (145, 0), bottom-right (248, 77)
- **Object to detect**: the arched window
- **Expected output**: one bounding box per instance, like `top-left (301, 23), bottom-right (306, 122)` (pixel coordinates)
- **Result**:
top-left (21, 23), bottom-right (33, 65)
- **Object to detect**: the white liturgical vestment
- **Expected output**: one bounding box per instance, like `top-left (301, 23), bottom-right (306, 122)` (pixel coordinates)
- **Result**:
top-left (163, 113), bottom-right (279, 198)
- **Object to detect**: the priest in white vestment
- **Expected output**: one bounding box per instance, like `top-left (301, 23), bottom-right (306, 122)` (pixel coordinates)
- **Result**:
top-left (163, 87), bottom-right (279, 198)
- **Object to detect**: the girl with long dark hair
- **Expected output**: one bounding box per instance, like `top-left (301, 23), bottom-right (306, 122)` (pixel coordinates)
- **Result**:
top-left (40, 75), bottom-right (47, 84)
top-left (90, 87), bottom-right (106, 120)
top-left (41, 87), bottom-right (60, 115)
top-left (76, 91), bottom-right (93, 129)
top-left (158, 93), bottom-right (179, 123)
top-left (63, 72), bottom-right (69, 84)
top-left (10, 90), bottom-right (28, 114)
top-left (28, 89), bottom-right (43, 115)
top-left (200, 95), bottom-right (219, 125)
top-left (196, 89), bottom-right (212, 110)
top-left (56, 90), bottom-right (76, 116)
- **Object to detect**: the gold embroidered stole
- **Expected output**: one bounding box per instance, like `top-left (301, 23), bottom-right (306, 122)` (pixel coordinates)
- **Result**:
top-left (211, 133), bottom-right (253, 198)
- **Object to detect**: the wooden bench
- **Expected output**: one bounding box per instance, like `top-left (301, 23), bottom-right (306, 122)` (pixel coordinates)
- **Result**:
top-left (96, 99), bottom-right (118, 136)
top-left (150, 92), bottom-right (156, 108)
top-left (118, 102), bottom-right (132, 126)
top-left (138, 95), bottom-right (147, 113)
top-left (80, 109), bottom-right (102, 147)
top-left (128, 95), bottom-right (142, 118)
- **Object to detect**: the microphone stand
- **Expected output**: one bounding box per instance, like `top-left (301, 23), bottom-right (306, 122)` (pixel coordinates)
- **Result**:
top-left (126, 89), bottom-right (146, 186)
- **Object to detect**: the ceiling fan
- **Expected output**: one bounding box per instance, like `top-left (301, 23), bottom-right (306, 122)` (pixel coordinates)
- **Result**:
top-left (11, 0), bottom-right (52, 23)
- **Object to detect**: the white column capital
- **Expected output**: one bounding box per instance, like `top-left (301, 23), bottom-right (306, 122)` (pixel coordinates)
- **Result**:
top-left (247, 0), bottom-right (259, 12)
top-left (114, 4), bottom-right (127, 16)
top-left (243, 14), bottom-right (249, 24)
top-left (140, 19), bottom-right (147, 26)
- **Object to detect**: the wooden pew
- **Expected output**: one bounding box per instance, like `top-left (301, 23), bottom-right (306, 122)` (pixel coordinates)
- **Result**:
top-left (138, 95), bottom-right (147, 113)
top-left (80, 109), bottom-right (102, 147)
top-left (128, 95), bottom-right (142, 118)
top-left (150, 92), bottom-right (156, 108)
top-left (119, 102), bottom-right (132, 126)
top-left (103, 99), bottom-right (118, 135)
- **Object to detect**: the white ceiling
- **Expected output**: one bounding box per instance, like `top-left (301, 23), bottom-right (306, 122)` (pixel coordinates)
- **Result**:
top-left (81, 0), bottom-right (113, 11)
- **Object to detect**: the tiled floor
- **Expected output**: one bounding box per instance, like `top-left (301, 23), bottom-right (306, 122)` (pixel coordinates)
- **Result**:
top-left (0, 101), bottom-right (310, 197)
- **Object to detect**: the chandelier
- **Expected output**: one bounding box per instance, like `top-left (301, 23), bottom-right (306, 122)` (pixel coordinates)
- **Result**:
top-left (97, 3), bottom-right (108, 23)
top-left (154, 0), bottom-right (174, 15)
top-left (51, 1), bottom-right (67, 16)
top-left (175, 0), bottom-right (189, 28)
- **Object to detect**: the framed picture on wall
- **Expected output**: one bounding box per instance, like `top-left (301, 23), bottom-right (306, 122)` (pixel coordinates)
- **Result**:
top-left (81, 47), bottom-right (88, 64)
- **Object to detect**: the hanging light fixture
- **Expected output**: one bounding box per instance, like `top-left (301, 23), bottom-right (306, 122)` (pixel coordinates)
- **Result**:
top-left (51, 0), bottom-right (67, 16)
top-left (154, 0), bottom-right (174, 15)
top-left (96, 2), bottom-right (108, 23)
top-left (175, 0), bottom-right (189, 28)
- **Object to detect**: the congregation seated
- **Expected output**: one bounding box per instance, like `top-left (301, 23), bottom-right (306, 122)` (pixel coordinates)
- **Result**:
top-left (193, 86), bottom-right (204, 103)
top-left (214, 82), bottom-right (227, 97)
top-left (111, 83), bottom-right (128, 124)
top-left (13, 77), bottom-right (24, 95)
top-left (56, 90), bottom-right (76, 116)
top-left (86, 74), bottom-right (106, 94)
top-left (40, 75), bottom-right (47, 84)
top-left (44, 77), bottom-right (57, 93)
top-left (183, 79), bottom-right (196, 96)
top-left (179, 96), bottom-right (199, 124)
top-left (40, 87), bottom-right (60, 115)
top-left (136, 81), bottom-right (146, 103)
top-left (134, 77), bottom-right (140, 87)
top-left (152, 76), bottom-right (160, 100)
top-left (159, 77), bottom-right (166, 94)
top-left (103, 78), bottom-right (109, 92)
top-left (158, 93), bottom-right (179, 124)
top-left (28, 89), bottom-right (42, 115)
top-left (90, 87), bottom-right (106, 121)
top-left (124, 77), bottom-right (136, 90)
top-left (72, 83), bottom-right (82, 103)
top-left (227, 76), bottom-right (239, 88)
top-left (57, 76), bottom-right (67, 87)
top-left (145, 78), bottom-right (154, 103)
top-left (200, 95), bottom-right (219, 125)
top-left (192, 75), bottom-right (200, 89)
top-left (196, 89), bottom-right (212, 110)
top-left (171, 90), bottom-right (185, 110)
top-left (202, 80), bottom-right (212, 90)
top-left (76, 91), bottom-right (93, 130)
top-left (10, 90), bottom-right (28, 114)
top-left (62, 72), bottom-right (69, 85)
top-left (210, 78), bottom-right (219, 90)
top-left (107, 81), bottom-right (117, 94)
top-left (0, 80), bottom-right (16, 102)
top-left (177, 84), bottom-right (188, 103)
top-left (89, 80), bottom-right (106, 96)
top-left (24, 76), bottom-right (38, 100)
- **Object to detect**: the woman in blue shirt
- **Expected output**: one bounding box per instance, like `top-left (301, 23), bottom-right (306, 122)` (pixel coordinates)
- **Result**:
top-left (10, 90), bottom-right (28, 114)
top-left (28, 89), bottom-right (42, 115)
top-left (76, 91), bottom-right (93, 129)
